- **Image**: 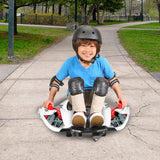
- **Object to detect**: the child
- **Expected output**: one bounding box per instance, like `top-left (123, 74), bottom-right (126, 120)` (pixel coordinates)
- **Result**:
top-left (43, 25), bottom-right (127, 128)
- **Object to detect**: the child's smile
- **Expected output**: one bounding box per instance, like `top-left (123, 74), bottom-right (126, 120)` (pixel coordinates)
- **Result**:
top-left (78, 43), bottom-right (97, 62)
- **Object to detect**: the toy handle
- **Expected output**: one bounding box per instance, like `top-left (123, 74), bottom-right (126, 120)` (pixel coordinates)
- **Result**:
top-left (48, 103), bottom-right (54, 110)
top-left (117, 102), bottom-right (122, 109)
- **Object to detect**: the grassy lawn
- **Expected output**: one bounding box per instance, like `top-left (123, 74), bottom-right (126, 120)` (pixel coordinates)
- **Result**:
top-left (119, 25), bottom-right (160, 72)
top-left (124, 22), bottom-right (160, 29)
top-left (0, 25), bottom-right (72, 64)
top-left (89, 21), bottom-right (129, 26)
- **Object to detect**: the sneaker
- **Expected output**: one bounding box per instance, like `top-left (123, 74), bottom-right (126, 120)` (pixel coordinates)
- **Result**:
top-left (72, 112), bottom-right (86, 128)
top-left (89, 112), bottom-right (104, 128)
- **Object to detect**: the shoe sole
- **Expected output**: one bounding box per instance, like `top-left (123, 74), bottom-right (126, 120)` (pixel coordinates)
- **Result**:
top-left (90, 116), bottom-right (104, 128)
top-left (72, 115), bottom-right (85, 127)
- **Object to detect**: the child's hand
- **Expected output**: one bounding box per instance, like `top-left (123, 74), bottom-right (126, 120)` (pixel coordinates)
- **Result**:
top-left (42, 100), bottom-right (54, 109)
top-left (116, 98), bottom-right (127, 108)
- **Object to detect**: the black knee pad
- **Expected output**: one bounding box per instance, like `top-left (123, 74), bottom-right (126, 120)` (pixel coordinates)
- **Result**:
top-left (93, 77), bottom-right (109, 96)
top-left (68, 77), bottom-right (84, 95)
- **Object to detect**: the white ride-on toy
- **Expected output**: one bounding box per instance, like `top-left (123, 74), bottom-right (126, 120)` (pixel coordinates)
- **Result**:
top-left (38, 99), bottom-right (130, 141)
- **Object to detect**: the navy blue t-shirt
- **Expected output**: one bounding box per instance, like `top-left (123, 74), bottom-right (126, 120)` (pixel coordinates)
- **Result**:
top-left (56, 56), bottom-right (114, 90)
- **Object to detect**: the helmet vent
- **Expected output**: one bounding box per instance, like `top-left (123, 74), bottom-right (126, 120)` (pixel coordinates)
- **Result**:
top-left (82, 31), bottom-right (85, 33)
top-left (92, 32), bottom-right (95, 34)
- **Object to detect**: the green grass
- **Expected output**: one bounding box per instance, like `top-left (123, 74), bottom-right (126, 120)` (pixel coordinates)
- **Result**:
top-left (119, 29), bottom-right (160, 72)
top-left (89, 21), bottom-right (129, 26)
top-left (124, 22), bottom-right (160, 29)
top-left (0, 25), bottom-right (72, 64)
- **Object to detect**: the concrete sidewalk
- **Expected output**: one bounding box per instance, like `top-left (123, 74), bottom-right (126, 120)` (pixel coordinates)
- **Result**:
top-left (0, 22), bottom-right (160, 160)
top-left (0, 22), bottom-right (66, 28)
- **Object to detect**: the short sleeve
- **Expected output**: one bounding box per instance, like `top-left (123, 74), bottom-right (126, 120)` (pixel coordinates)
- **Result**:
top-left (56, 59), bottom-right (70, 81)
top-left (101, 57), bottom-right (115, 79)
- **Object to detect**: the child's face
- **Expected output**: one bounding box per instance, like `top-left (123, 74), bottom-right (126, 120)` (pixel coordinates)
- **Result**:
top-left (78, 42), bottom-right (97, 62)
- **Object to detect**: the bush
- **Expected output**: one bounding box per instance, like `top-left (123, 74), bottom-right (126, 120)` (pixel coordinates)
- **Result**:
top-left (0, 19), bottom-right (5, 22)
top-left (17, 13), bottom-right (72, 26)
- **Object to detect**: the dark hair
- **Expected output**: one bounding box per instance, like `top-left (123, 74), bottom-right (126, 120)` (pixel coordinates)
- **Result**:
top-left (73, 39), bottom-right (101, 54)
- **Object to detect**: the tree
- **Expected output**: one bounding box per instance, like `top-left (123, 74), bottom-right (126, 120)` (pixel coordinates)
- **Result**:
top-left (0, 1), bottom-right (4, 20)
top-left (0, 0), bottom-right (50, 35)
top-left (75, 0), bottom-right (95, 25)
top-left (144, 0), bottom-right (158, 17)
top-left (78, 0), bottom-right (124, 25)
top-left (95, 0), bottom-right (124, 24)
top-left (50, 0), bottom-right (72, 15)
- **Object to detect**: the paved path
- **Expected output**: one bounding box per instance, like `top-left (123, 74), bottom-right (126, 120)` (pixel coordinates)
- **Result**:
top-left (0, 64), bottom-right (20, 82)
top-left (0, 22), bottom-right (160, 160)
top-left (0, 22), bottom-right (66, 28)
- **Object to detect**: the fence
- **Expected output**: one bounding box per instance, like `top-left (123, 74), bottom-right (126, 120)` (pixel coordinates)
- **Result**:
top-left (4, 13), bottom-right (159, 26)
top-left (5, 13), bottom-right (71, 26)
top-left (104, 15), bottom-right (159, 22)
top-left (72, 15), bottom-right (158, 24)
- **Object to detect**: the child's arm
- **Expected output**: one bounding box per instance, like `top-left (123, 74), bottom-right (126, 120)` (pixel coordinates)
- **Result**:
top-left (42, 81), bottom-right (60, 108)
top-left (109, 78), bottom-right (127, 108)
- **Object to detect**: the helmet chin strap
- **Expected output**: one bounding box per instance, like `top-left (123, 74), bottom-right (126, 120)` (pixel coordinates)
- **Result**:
top-left (78, 55), bottom-right (94, 64)
top-left (77, 54), bottom-right (99, 64)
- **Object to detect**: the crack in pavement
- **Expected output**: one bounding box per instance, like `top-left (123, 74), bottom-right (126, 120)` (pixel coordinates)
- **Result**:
top-left (128, 126), bottom-right (160, 150)
top-left (135, 104), bottom-right (150, 117)
top-left (128, 124), bottom-right (160, 132)
top-left (128, 127), bottom-right (148, 144)
top-left (0, 120), bottom-right (9, 128)
top-left (0, 118), bottom-right (39, 128)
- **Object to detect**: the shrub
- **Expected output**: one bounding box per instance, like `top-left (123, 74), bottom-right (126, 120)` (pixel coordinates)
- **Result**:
top-left (17, 13), bottom-right (72, 26)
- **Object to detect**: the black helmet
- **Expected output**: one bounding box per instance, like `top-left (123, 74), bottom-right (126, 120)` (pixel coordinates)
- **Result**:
top-left (72, 25), bottom-right (102, 45)
top-left (72, 25), bottom-right (102, 64)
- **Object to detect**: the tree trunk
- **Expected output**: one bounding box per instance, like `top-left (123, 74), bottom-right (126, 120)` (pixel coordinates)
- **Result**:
top-left (45, 3), bottom-right (48, 13)
top-left (97, 5), bottom-right (100, 24)
top-left (14, 6), bottom-right (17, 35)
top-left (86, 4), bottom-right (95, 24)
top-left (58, 4), bottom-right (62, 15)
top-left (129, 0), bottom-right (132, 16)
top-left (42, 4), bottom-right (43, 13)
top-left (52, 4), bottom-right (54, 14)
top-left (33, 4), bottom-right (36, 13)
top-left (81, 4), bottom-right (86, 24)
top-left (99, 3), bottom-right (106, 24)
top-left (92, 8), bottom-right (96, 21)
top-left (0, 9), bottom-right (3, 20)
top-left (158, 3), bottom-right (160, 23)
